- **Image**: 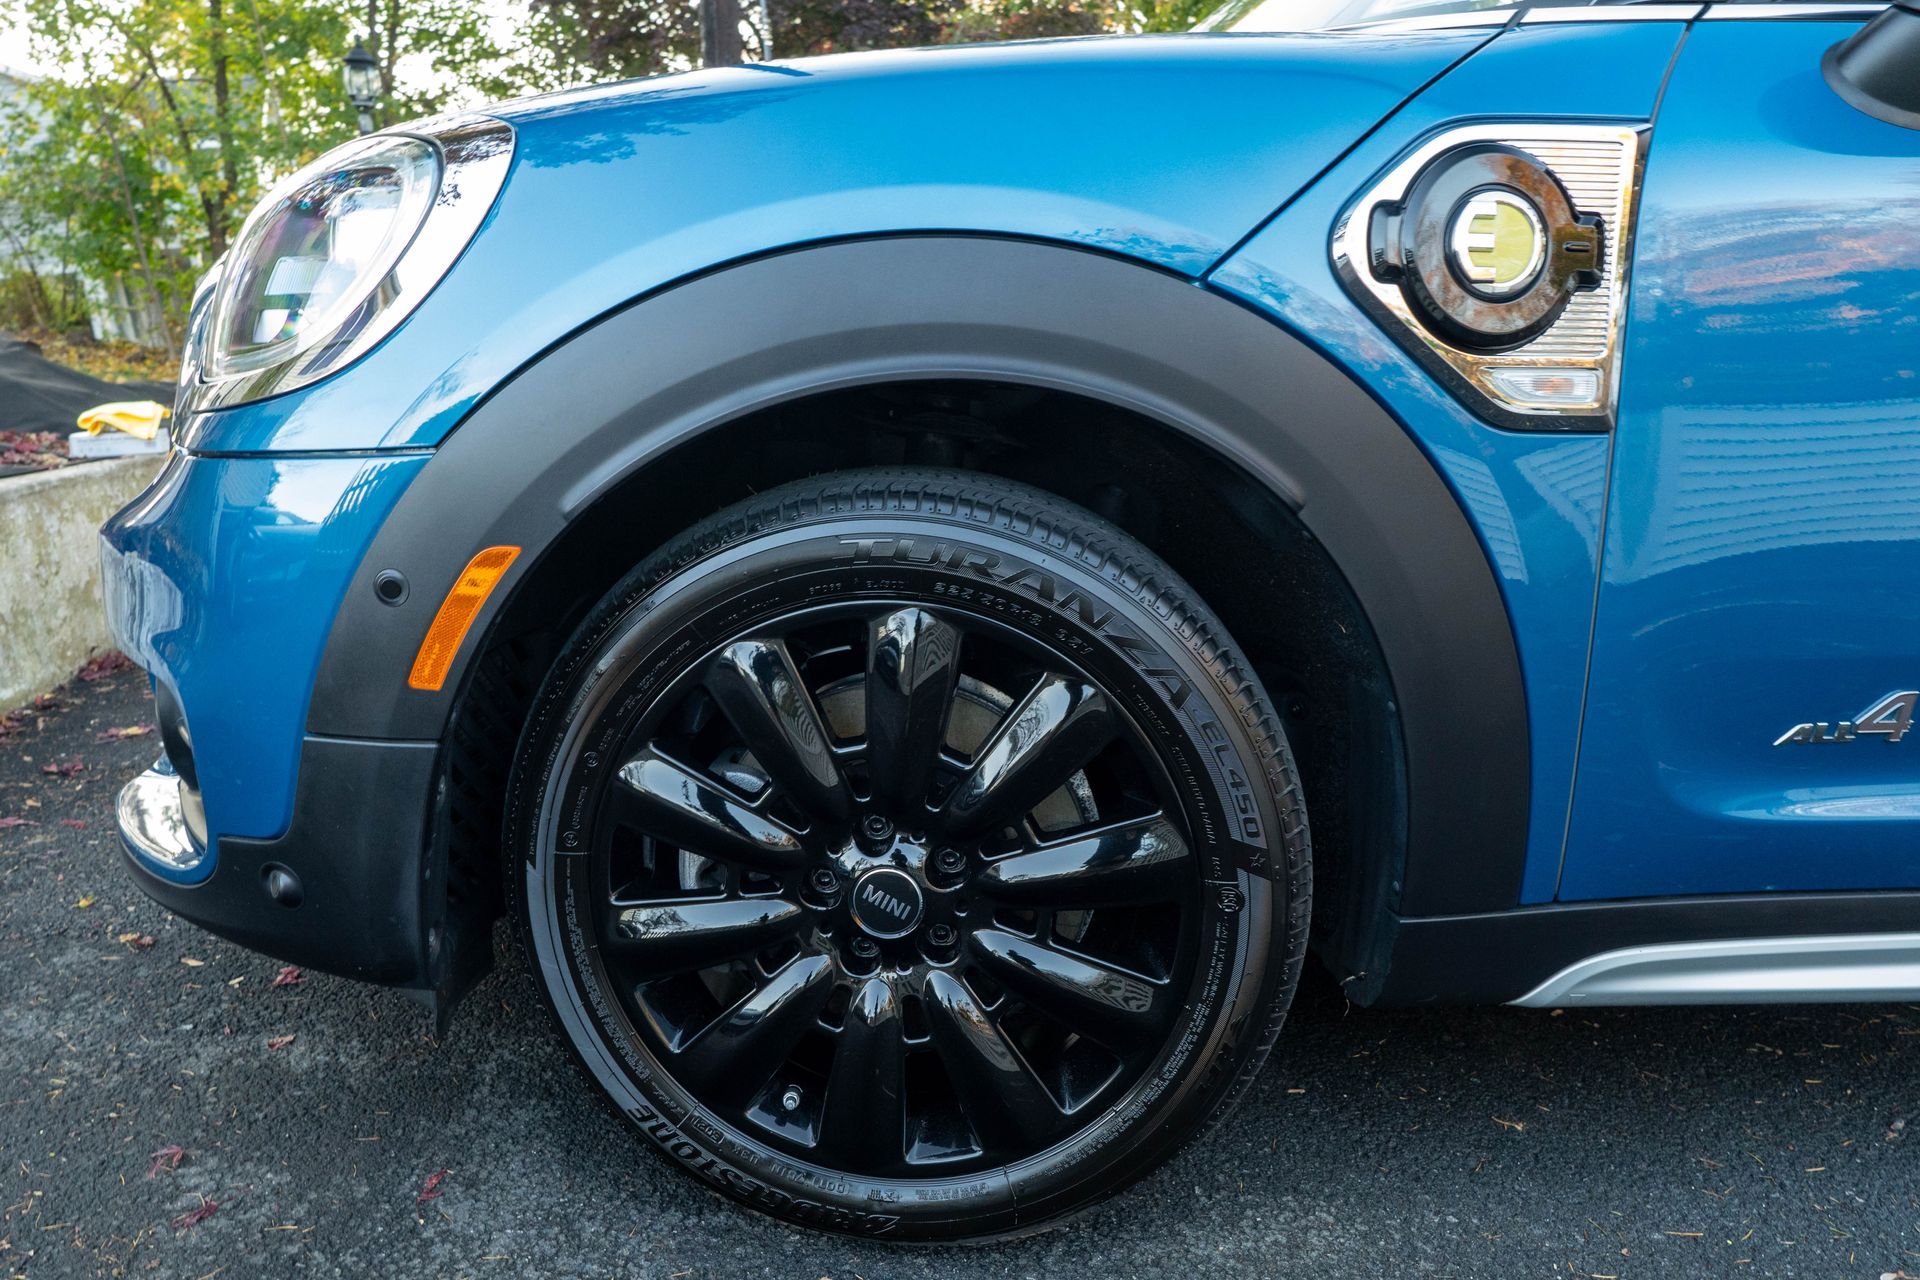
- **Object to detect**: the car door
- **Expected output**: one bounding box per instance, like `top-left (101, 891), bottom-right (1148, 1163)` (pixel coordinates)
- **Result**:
top-left (1558, 2), bottom-right (1920, 900)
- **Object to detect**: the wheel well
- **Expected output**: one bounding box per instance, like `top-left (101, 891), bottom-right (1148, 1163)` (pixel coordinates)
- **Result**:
top-left (443, 379), bottom-right (1404, 985)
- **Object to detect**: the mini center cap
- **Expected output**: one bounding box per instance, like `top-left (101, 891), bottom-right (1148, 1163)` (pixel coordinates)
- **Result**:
top-left (850, 867), bottom-right (924, 939)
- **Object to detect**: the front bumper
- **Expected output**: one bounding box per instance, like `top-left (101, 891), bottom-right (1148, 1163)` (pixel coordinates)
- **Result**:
top-left (117, 735), bottom-right (443, 985)
top-left (102, 447), bottom-right (446, 986)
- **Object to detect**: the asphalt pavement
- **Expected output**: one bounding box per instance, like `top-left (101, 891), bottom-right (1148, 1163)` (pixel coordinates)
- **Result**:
top-left (2, 667), bottom-right (1916, 1279)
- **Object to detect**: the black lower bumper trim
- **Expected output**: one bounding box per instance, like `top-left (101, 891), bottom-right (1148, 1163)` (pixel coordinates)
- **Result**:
top-left (122, 735), bottom-right (440, 986)
top-left (1370, 890), bottom-right (1920, 1006)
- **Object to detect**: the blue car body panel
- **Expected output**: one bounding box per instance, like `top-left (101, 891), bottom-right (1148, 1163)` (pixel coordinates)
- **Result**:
top-left (178, 32), bottom-right (1485, 457)
top-left (99, 4), bottom-right (1920, 987)
top-left (1208, 19), bottom-right (1687, 904)
top-left (1558, 19), bottom-right (1920, 900)
top-left (101, 453), bottom-right (427, 871)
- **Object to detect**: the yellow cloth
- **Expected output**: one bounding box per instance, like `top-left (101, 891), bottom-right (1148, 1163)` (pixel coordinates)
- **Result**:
top-left (78, 400), bottom-right (170, 441)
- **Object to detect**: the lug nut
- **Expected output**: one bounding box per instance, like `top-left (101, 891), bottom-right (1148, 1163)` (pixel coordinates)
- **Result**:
top-left (850, 937), bottom-right (879, 959)
top-left (808, 868), bottom-right (839, 896)
top-left (856, 813), bottom-right (896, 852)
top-left (932, 847), bottom-right (966, 879)
top-left (926, 923), bottom-right (957, 949)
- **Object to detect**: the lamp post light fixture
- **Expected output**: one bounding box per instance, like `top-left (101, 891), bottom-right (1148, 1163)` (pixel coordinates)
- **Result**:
top-left (343, 42), bottom-right (379, 136)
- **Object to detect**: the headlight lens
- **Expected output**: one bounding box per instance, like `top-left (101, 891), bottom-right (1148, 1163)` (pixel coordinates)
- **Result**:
top-left (181, 116), bottom-right (513, 419)
top-left (209, 135), bottom-right (438, 380)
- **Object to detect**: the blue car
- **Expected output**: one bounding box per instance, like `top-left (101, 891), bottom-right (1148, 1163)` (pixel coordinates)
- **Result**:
top-left (99, 0), bottom-right (1920, 1239)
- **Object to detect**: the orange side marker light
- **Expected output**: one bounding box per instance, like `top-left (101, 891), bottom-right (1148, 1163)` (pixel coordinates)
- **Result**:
top-left (407, 545), bottom-right (520, 691)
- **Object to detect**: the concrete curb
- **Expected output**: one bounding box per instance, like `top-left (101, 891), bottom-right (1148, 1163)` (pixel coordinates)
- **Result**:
top-left (0, 456), bottom-right (165, 710)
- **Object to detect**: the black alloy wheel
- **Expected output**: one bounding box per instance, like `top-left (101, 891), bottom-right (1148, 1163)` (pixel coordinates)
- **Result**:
top-left (507, 469), bottom-right (1310, 1240)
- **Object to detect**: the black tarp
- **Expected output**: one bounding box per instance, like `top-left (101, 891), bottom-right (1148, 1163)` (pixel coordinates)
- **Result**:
top-left (0, 336), bottom-right (171, 434)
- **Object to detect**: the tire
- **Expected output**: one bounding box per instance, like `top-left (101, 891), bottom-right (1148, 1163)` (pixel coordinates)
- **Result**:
top-left (505, 468), bottom-right (1310, 1241)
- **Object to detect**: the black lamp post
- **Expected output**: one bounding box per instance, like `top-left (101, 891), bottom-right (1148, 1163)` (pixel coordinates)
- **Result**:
top-left (343, 43), bottom-right (379, 136)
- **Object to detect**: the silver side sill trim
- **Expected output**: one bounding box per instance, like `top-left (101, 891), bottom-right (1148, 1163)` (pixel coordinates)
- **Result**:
top-left (117, 762), bottom-right (208, 875)
top-left (1512, 933), bottom-right (1920, 1006)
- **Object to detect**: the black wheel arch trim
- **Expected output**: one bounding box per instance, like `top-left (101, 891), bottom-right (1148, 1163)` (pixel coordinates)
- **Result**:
top-left (307, 235), bottom-right (1531, 930)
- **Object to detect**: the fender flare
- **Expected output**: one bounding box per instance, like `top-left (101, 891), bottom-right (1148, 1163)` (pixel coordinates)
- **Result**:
top-left (308, 235), bottom-right (1530, 918)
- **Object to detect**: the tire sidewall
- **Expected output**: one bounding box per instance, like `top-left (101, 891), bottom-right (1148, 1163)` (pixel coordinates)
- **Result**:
top-left (509, 496), bottom-right (1299, 1241)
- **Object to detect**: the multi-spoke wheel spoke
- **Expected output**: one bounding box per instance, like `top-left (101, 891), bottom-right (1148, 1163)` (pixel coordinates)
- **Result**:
top-left (676, 952), bottom-right (835, 1104)
top-left (819, 975), bottom-right (907, 1164)
top-left (608, 897), bottom-right (805, 973)
top-left (941, 674), bottom-right (1115, 840)
top-left (972, 929), bottom-right (1166, 1046)
top-left (611, 748), bottom-right (805, 872)
top-left (977, 816), bottom-right (1189, 906)
top-left (865, 608), bottom-right (963, 813)
top-left (705, 639), bottom-right (851, 826)
top-left (924, 970), bottom-right (1068, 1149)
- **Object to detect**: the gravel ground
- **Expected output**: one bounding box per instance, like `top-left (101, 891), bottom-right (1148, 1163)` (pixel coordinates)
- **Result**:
top-left (2, 669), bottom-right (1917, 1279)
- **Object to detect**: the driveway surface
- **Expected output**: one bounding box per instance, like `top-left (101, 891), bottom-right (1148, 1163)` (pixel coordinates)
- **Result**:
top-left (3, 668), bottom-right (1916, 1278)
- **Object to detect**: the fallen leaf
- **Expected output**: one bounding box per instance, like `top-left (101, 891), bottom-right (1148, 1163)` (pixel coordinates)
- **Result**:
top-left (266, 1034), bottom-right (295, 1051)
top-left (180, 957), bottom-right (205, 967)
top-left (77, 651), bottom-right (135, 682)
top-left (1493, 1116), bottom-right (1527, 1132)
top-left (171, 1195), bottom-right (218, 1232)
top-left (0, 816), bottom-right (35, 829)
top-left (39, 760), bottom-right (84, 778)
top-left (417, 1168), bottom-right (451, 1204)
top-left (59, 818), bottom-right (86, 829)
top-left (117, 932), bottom-right (155, 949)
top-left (269, 965), bottom-right (305, 988)
top-left (94, 725), bottom-right (153, 741)
top-left (147, 1145), bottom-right (185, 1178)
top-left (72, 895), bottom-right (95, 909)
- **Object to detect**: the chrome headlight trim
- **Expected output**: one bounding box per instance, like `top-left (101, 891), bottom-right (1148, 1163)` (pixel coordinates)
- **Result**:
top-left (1332, 122), bottom-right (1648, 430)
top-left (180, 114), bottom-right (514, 417)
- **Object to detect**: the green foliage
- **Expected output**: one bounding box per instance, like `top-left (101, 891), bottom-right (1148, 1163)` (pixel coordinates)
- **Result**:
top-left (1116, 0), bottom-right (1219, 31)
top-left (0, 0), bottom-right (525, 347)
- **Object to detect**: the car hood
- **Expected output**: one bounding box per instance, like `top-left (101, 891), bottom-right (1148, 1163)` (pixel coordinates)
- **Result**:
top-left (187, 31), bottom-right (1491, 453)
top-left (489, 32), bottom-right (1487, 279)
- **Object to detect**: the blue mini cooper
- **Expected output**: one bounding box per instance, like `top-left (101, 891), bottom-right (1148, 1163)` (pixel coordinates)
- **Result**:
top-left (100, 0), bottom-right (1920, 1239)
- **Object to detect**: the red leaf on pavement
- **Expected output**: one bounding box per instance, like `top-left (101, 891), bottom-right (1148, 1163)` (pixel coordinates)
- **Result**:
top-left (171, 1195), bottom-right (218, 1232)
top-left (147, 1144), bottom-right (185, 1178)
top-left (266, 1034), bottom-right (295, 1051)
top-left (94, 725), bottom-right (153, 742)
top-left (269, 966), bottom-right (304, 988)
top-left (77, 651), bottom-right (135, 682)
top-left (40, 760), bottom-right (84, 778)
top-left (417, 1169), bottom-right (450, 1204)
top-left (60, 818), bottom-right (87, 829)
top-left (0, 816), bottom-right (33, 829)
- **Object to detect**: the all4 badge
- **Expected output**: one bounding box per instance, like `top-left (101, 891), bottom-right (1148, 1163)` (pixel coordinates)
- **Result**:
top-left (1774, 690), bottom-right (1917, 747)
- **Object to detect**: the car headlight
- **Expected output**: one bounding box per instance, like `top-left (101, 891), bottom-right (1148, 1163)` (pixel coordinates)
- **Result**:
top-left (184, 116), bottom-right (513, 414)
top-left (210, 135), bottom-right (437, 377)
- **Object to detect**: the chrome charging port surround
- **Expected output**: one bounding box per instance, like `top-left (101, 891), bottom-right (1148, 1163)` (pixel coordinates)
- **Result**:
top-left (1333, 122), bottom-right (1648, 429)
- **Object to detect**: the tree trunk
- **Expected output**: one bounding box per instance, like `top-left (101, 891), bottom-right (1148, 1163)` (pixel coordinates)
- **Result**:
top-left (209, 0), bottom-right (239, 247)
top-left (701, 0), bottom-right (745, 67)
top-left (380, 0), bottom-right (399, 120)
